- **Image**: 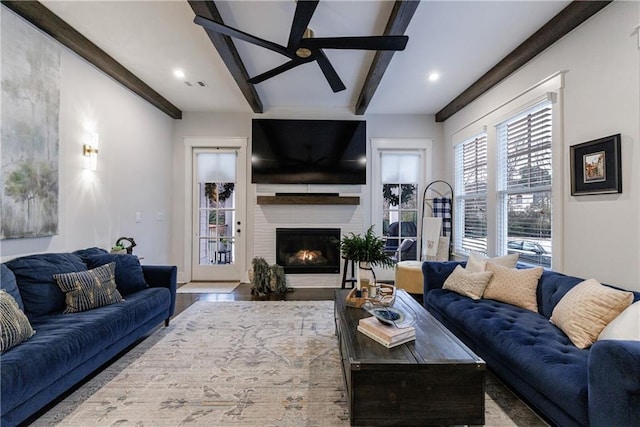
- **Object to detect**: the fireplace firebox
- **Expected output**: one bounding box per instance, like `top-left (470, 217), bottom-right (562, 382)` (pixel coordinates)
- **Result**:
top-left (276, 228), bottom-right (341, 274)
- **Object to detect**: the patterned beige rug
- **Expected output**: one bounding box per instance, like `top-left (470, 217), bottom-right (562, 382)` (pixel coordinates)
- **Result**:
top-left (33, 301), bottom-right (547, 426)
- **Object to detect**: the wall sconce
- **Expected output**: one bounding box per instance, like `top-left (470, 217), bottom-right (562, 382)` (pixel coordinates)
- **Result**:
top-left (83, 132), bottom-right (99, 171)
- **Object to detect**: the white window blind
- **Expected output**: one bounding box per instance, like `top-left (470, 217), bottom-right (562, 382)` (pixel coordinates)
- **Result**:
top-left (197, 152), bottom-right (236, 183)
top-left (381, 153), bottom-right (419, 184)
top-left (497, 101), bottom-right (552, 267)
top-left (454, 133), bottom-right (488, 254)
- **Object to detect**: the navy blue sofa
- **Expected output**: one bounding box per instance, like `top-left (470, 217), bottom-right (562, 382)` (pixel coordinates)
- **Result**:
top-left (0, 248), bottom-right (177, 426)
top-left (423, 261), bottom-right (640, 427)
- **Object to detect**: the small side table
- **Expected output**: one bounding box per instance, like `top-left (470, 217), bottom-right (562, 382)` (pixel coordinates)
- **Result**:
top-left (217, 250), bottom-right (231, 264)
top-left (341, 258), bottom-right (357, 289)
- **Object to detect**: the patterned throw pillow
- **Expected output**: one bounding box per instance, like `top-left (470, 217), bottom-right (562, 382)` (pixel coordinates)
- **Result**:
top-left (443, 265), bottom-right (493, 300)
top-left (53, 263), bottom-right (123, 314)
top-left (551, 279), bottom-right (634, 349)
top-left (1, 289), bottom-right (36, 353)
top-left (465, 252), bottom-right (519, 273)
top-left (482, 262), bottom-right (543, 312)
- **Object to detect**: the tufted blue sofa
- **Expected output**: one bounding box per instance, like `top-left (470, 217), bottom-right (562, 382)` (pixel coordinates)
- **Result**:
top-left (0, 248), bottom-right (177, 426)
top-left (423, 261), bottom-right (640, 427)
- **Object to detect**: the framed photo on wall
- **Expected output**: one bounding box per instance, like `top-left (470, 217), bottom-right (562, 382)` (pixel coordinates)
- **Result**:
top-left (570, 134), bottom-right (622, 196)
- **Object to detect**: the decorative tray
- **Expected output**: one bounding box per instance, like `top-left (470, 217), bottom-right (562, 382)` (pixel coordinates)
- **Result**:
top-left (345, 283), bottom-right (396, 308)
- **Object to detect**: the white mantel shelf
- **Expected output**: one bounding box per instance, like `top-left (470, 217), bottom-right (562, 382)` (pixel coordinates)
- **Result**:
top-left (256, 195), bottom-right (360, 205)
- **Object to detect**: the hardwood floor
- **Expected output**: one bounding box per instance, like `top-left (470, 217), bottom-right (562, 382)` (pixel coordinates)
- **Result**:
top-left (175, 282), bottom-right (422, 317)
top-left (174, 282), bottom-right (338, 316)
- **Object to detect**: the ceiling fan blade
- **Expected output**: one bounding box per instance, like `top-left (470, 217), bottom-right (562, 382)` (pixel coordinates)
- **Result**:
top-left (247, 58), bottom-right (311, 84)
top-left (194, 15), bottom-right (290, 57)
top-left (288, 0), bottom-right (319, 50)
top-left (314, 50), bottom-right (346, 93)
top-left (300, 35), bottom-right (409, 51)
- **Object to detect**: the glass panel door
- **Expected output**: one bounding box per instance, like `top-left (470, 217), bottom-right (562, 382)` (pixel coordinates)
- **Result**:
top-left (192, 148), bottom-right (245, 281)
top-left (380, 152), bottom-right (421, 262)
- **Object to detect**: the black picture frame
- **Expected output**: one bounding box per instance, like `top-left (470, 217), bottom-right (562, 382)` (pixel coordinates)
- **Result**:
top-left (570, 134), bottom-right (622, 196)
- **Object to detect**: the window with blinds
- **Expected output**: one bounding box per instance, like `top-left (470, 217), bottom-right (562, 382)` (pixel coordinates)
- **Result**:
top-left (497, 101), bottom-right (552, 267)
top-left (454, 133), bottom-right (488, 254)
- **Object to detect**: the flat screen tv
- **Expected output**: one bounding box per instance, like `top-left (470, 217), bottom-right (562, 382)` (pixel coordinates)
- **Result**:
top-left (251, 119), bottom-right (366, 184)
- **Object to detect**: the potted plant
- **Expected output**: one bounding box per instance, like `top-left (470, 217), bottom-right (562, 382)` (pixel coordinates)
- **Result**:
top-left (249, 257), bottom-right (291, 296)
top-left (110, 244), bottom-right (126, 254)
top-left (339, 225), bottom-right (394, 290)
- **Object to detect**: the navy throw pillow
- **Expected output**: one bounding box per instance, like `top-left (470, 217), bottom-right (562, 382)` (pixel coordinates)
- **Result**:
top-left (73, 247), bottom-right (109, 262)
top-left (5, 253), bottom-right (87, 319)
top-left (84, 254), bottom-right (148, 296)
top-left (1, 264), bottom-right (24, 311)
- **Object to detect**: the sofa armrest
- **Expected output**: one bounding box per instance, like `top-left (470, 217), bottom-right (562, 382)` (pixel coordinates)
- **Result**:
top-left (422, 261), bottom-right (465, 294)
top-left (142, 265), bottom-right (177, 322)
top-left (588, 340), bottom-right (640, 427)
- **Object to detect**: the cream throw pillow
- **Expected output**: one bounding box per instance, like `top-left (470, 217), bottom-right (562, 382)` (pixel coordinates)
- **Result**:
top-left (597, 301), bottom-right (640, 341)
top-left (482, 263), bottom-right (543, 312)
top-left (551, 279), bottom-right (634, 349)
top-left (466, 251), bottom-right (519, 273)
top-left (443, 265), bottom-right (493, 300)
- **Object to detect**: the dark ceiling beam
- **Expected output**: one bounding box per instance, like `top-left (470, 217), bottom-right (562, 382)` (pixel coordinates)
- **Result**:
top-left (1, 0), bottom-right (182, 120)
top-left (435, 0), bottom-right (612, 123)
top-left (355, 0), bottom-right (420, 115)
top-left (188, 0), bottom-right (263, 113)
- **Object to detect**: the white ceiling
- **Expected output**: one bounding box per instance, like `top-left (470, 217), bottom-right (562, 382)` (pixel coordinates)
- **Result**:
top-left (41, 0), bottom-right (572, 116)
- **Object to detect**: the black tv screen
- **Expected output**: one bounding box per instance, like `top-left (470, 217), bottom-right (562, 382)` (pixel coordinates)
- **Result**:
top-left (251, 119), bottom-right (366, 184)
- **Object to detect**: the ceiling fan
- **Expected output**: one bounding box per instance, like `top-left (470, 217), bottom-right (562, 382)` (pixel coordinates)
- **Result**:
top-left (193, 0), bottom-right (408, 92)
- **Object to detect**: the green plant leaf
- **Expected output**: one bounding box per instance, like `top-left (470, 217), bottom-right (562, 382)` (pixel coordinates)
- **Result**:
top-left (339, 225), bottom-right (394, 269)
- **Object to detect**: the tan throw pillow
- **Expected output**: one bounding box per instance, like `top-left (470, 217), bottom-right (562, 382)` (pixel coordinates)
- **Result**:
top-left (551, 279), bottom-right (634, 349)
top-left (482, 263), bottom-right (543, 312)
top-left (443, 265), bottom-right (493, 300)
top-left (466, 251), bottom-right (519, 273)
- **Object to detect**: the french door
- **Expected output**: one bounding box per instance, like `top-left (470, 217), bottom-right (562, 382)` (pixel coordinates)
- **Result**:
top-left (371, 139), bottom-right (432, 265)
top-left (190, 142), bottom-right (246, 281)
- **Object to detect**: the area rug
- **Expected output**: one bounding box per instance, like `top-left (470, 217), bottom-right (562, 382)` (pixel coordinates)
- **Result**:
top-left (33, 301), bottom-right (548, 426)
top-left (176, 281), bottom-right (241, 294)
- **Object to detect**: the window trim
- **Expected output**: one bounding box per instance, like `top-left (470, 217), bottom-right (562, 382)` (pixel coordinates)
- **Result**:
top-left (370, 138), bottom-right (432, 258)
top-left (449, 72), bottom-right (564, 269)
top-left (496, 101), bottom-right (553, 266)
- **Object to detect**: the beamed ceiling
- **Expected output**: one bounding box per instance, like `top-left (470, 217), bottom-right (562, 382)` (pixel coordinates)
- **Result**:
top-left (2, 1), bottom-right (612, 121)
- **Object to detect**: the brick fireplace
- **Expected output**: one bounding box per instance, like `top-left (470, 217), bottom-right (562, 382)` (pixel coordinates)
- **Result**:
top-left (253, 189), bottom-right (364, 288)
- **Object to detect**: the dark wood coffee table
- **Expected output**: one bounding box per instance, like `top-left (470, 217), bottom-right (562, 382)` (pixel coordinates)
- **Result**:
top-left (334, 289), bottom-right (485, 426)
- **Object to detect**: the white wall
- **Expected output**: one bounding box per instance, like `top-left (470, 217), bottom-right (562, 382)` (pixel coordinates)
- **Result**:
top-left (170, 111), bottom-right (442, 284)
top-left (442, 2), bottom-right (640, 290)
top-left (1, 9), bottom-right (174, 264)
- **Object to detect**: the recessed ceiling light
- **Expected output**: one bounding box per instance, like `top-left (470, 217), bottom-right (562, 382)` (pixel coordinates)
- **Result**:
top-left (427, 72), bottom-right (440, 82)
top-left (173, 69), bottom-right (186, 79)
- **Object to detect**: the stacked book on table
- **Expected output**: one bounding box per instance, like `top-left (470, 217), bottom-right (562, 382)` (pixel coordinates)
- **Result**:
top-left (357, 316), bottom-right (416, 348)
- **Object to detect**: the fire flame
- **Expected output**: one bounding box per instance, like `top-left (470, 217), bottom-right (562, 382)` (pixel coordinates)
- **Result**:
top-left (288, 249), bottom-right (324, 265)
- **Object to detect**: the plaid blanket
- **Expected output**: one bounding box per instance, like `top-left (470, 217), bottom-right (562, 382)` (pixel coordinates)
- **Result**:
top-left (432, 197), bottom-right (452, 237)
